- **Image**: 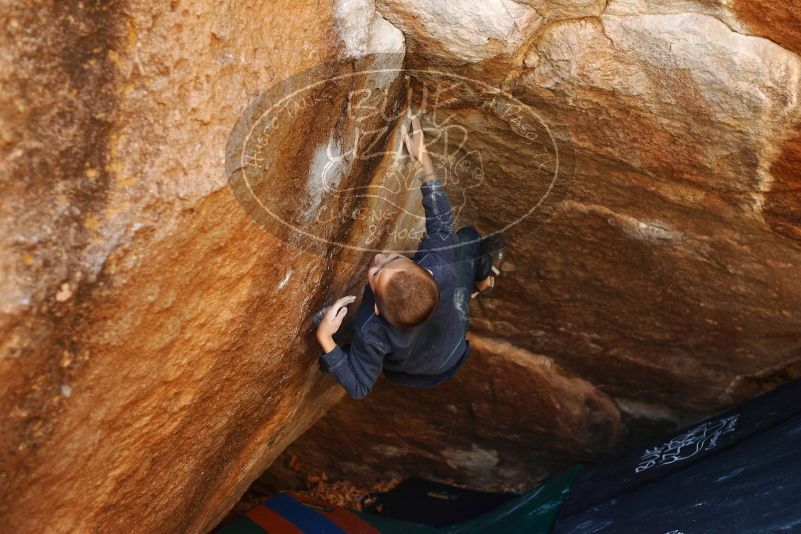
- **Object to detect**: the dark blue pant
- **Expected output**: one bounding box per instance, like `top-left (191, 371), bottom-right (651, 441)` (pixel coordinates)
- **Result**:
top-left (451, 226), bottom-right (489, 332)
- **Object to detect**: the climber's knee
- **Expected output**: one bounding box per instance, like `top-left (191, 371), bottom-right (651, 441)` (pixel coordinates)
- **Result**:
top-left (456, 226), bottom-right (481, 243)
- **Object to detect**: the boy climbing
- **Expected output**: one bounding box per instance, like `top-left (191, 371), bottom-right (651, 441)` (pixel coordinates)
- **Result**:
top-left (315, 116), bottom-right (504, 399)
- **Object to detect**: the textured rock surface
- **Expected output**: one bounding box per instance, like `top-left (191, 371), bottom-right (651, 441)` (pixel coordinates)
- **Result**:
top-left (0, 1), bottom-right (406, 532)
top-left (261, 0), bottom-right (801, 493)
top-left (3, 0), bottom-right (801, 531)
top-left (265, 334), bottom-right (624, 491)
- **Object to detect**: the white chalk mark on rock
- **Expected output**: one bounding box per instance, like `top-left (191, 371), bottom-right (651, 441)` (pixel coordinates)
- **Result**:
top-left (306, 135), bottom-right (347, 218)
top-left (55, 282), bottom-right (73, 302)
top-left (333, 0), bottom-right (404, 60)
top-left (443, 444), bottom-right (499, 474)
top-left (278, 270), bottom-right (293, 290)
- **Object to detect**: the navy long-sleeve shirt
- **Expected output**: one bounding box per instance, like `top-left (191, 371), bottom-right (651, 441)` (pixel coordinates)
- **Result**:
top-left (319, 177), bottom-right (470, 399)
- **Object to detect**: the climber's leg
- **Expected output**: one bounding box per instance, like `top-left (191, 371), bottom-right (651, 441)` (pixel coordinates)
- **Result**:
top-left (453, 227), bottom-right (506, 304)
top-left (454, 226), bottom-right (485, 278)
top-left (452, 226), bottom-right (492, 328)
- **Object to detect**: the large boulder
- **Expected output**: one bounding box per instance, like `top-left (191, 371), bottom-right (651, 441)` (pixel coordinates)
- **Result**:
top-left (3, 0), bottom-right (801, 530)
top-left (265, 334), bottom-right (624, 491)
top-left (261, 0), bottom-right (801, 493)
top-left (0, 0), bottom-right (407, 532)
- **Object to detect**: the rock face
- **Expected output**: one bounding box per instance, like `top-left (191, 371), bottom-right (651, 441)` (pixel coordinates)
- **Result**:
top-left (2, 0), bottom-right (801, 532)
top-left (1, 1), bottom-right (406, 532)
top-left (262, 0), bottom-right (801, 494)
top-left (265, 334), bottom-right (624, 491)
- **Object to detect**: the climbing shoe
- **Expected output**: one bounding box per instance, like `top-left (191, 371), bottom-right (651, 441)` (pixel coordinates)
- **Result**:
top-left (471, 234), bottom-right (506, 299)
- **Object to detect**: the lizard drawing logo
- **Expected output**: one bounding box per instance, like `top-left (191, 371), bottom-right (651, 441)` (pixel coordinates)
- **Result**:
top-left (225, 53), bottom-right (573, 262)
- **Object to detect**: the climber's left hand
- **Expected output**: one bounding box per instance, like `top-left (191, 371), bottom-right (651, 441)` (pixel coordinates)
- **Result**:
top-left (316, 295), bottom-right (356, 351)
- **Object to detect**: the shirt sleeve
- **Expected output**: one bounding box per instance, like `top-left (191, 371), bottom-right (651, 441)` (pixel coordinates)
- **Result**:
top-left (319, 333), bottom-right (387, 400)
top-left (417, 177), bottom-right (456, 263)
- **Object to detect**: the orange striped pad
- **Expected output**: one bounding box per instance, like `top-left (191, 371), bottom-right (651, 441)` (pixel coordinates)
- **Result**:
top-left (288, 493), bottom-right (381, 534)
top-left (246, 505), bottom-right (303, 534)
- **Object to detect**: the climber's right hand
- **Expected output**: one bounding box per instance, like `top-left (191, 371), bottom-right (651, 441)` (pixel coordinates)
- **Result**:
top-left (403, 115), bottom-right (428, 165)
